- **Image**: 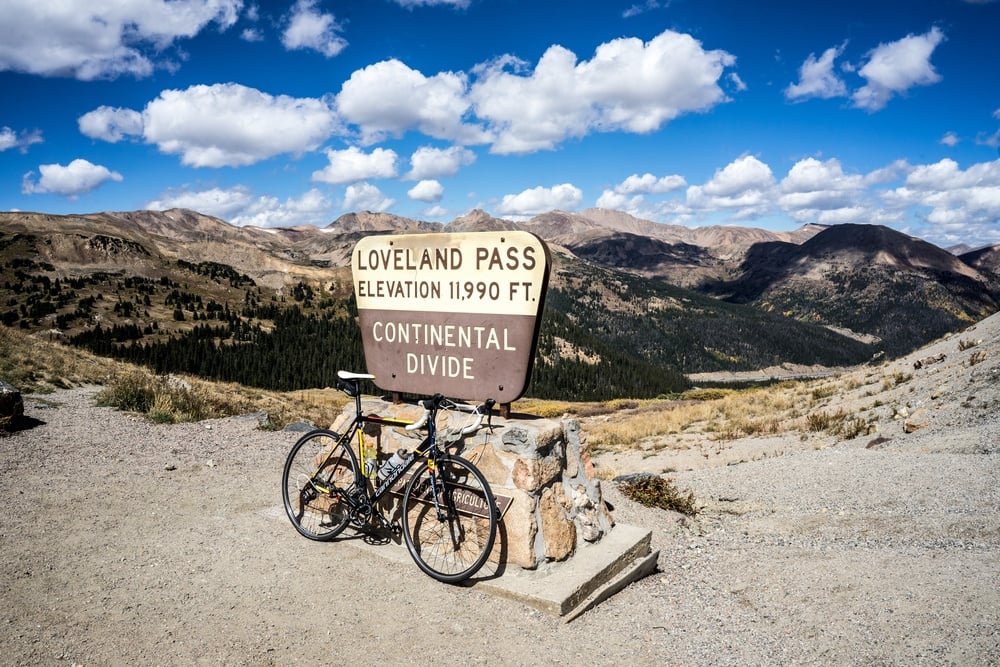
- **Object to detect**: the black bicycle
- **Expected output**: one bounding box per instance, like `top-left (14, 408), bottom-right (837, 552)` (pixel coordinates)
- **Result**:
top-left (281, 370), bottom-right (499, 583)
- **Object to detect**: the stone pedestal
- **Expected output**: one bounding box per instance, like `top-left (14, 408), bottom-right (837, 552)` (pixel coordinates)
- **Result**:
top-left (332, 399), bottom-right (616, 571)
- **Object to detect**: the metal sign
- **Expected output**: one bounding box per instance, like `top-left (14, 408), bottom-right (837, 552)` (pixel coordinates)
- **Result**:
top-left (389, 470), bottom-right (514, 518)
top-left (352, 231), bottom-right (550, 403)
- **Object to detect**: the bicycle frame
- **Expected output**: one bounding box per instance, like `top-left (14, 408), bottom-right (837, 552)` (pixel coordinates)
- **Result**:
top-left (310, 385), bottom-right (454, 528)
top-left (283, 371), bottom-right (500, 582)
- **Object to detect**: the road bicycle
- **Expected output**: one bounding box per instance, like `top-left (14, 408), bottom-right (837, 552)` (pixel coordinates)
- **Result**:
top-left (281, 370), bottom-right (499, 583)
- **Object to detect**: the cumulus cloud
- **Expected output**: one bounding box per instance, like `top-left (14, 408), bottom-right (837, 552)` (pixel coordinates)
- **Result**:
top-left (495, 183), bottom-right (582, 216)
top-left (21, 158), bottom-right (123, 198)
top-left (470, 29), bottom-right (735, 154)
top-left (778, 157), bottom-right (866, 213)
top-left (139, 83), bottom-right (338, 167)
top-left (336, 59), bottom-right (488, 145)
top-left (146, 185), bottom-right (256, 220)
top-left (281, 0), bottom-right (347, 57)
top-left (311, 146), bottom-right (398, 184)
top-left (407, 146), bottom-right (476, 179)
top-left (688, 155), bottom-right (775, 202)
top-left (0, 126), bottom-right (43, 153)
top-left (231, 188), bottom-right (333, 227)
top-left (881, 159), bottom-right (1000, 246)
top-left (785, 43), bottom-right (848, 101)
top-left (148, 185), bottom-right (334, 227)
top-left (0, 0), bottom-right (241, 80)
top-left (78, 106), bottom-right (144, 143)
top-left (407, 180), bottom-right (444, 202)
top-left (595, 189), bottom-right (646, 215)
top-left (615, 172), bottom-right (686, 194)
top-left (852, 27), bottom-right (945, 112)
top-left (343, 182), bottom-right (395, 212)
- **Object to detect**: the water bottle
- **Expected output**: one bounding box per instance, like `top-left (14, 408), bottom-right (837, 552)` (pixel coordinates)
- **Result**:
top-left (378, 449), bottom-right (407, 481)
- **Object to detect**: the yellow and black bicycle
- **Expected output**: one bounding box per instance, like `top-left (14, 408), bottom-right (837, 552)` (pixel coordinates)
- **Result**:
top-left (281, 370), bottom-right (498, 583)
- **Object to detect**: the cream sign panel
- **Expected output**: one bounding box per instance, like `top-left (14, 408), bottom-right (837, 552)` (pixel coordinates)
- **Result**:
top-left (351, 231), bottom-right (550, 403)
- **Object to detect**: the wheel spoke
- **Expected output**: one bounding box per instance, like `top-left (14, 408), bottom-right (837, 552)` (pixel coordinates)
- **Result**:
top-left (281, 430), bottom-right (358, 541)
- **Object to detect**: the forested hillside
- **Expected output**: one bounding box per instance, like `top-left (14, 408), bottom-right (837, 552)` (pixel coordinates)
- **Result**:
top-left (1, 224), bottom-right (879, 401)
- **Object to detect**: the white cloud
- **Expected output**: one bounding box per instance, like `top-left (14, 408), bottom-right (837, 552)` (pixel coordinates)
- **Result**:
top-left (940, 131), bottom-right (960, 147)
top-left (785, 43), bottom-right (848, 101)
top-left (281, 0), bottom-right (347, 58)
top-left (78, 106), bottom-right (144, 143)
top-left (881, 159), bottom-right (1000, 246)
top-left (407, 180), bottom-right (444, 202)
top-left (407, 146), bottom-right (476, 179)
top-left (21, 158), bottom-right (123, 198)
top-left (0, 126), bottom-right (43, 153)
top-left (595, 189), bottom-right (646, 214)
top-left (423, 204), bottom-right (449, 218)
top-left (311, 146), bottom-right (398, 185)
top-left (852, 27), bottom-right (945, 112)
top-left (684, 155), bottom-right (775, 220)
top-left (343, 182), bottom-right (395, 212)
top-left (470, 29), bottom-right (735, 154)
top-left (231, 188), bottom-right (333, 227)
top-left (864, 159), bottom-right (913, 185)
top-left (977, 129), bottom-right (1000, 149)
top-left (495, 183), bottom-right (582, 216)
top-left (778, 157), bottom-right (866, 211)
top-left (148, 185), bottom-right (334, 227)
top-left (147, 185), bottom-right (256, 219)
top-left (336, 59), bottom-right (488, 145)
top-left (0, 0), bottom-right (241, 80)
top-left (391, 0), bottom-right (471, 8)
top-left (615, 172), bottom-right (686, 194)
top-left (140, 83), bottom-right (338, 167)
top-left (623, 1), bottom-right (664, 19)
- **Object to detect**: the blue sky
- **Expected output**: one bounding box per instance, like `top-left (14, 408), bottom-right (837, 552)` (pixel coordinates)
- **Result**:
top-left (1, 0), bottom-right (999, 249)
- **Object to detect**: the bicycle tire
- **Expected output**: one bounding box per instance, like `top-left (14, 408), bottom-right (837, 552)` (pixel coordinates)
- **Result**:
top-left (281, 429), bottom-right (359, 541)
top-left (401, 455), bottom-right (498, 583)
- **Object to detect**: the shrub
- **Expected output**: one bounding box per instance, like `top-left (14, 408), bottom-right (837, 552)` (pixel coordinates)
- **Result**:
top-left (617, 474), bottom-right (698, 516)
top-left (97, 370), bottom-right (156, 413)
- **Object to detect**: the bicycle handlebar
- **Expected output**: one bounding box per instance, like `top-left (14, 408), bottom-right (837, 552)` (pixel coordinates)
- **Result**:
top-left (405, 395), bottom-right (496, 435)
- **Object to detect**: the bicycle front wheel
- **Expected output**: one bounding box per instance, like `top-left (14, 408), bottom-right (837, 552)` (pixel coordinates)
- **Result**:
top-left (401, 455), bottom-right (498, 583)
top-left (281, 429), bottom-right (359, 541)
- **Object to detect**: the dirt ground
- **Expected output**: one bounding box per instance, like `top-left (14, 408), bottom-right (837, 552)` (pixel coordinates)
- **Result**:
top-left (2, 317), bottom-right (998, 665)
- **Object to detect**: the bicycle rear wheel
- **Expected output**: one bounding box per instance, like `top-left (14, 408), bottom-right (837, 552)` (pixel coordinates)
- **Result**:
top-left (281, 429), bottom-right (359, 541)
top-left (401, 455), bottom-right (498, 583)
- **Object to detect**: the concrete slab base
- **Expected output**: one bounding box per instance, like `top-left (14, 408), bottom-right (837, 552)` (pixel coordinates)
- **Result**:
top-left (328, 520), bottom-right (657, 621)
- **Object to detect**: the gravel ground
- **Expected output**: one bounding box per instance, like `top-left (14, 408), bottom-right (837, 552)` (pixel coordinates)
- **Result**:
top-left (2, 321), bottom-right (998, 665)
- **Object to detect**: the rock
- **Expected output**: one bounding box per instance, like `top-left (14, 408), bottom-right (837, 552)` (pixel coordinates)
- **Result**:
top-left (0, 380), bottom-right (24, 424)
top-left (903, 408), bottom-right (929, 433)
top-left (539, 486), bottom-right (576, 561)
top-left (282, 421), bottom-right (315, 433)
top-left (512, 456), bottom-right (562, 493)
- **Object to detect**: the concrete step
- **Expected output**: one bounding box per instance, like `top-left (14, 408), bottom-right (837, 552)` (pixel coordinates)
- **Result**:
top-left (321, 517), bottom-right (656, 619)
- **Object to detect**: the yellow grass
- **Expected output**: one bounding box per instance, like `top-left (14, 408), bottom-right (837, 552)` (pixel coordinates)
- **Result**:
top-left (1, 324), bottom-right (348, 429)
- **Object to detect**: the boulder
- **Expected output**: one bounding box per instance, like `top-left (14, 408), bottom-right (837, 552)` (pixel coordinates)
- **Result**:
top-left (0, 381), bottom-right (24, 424)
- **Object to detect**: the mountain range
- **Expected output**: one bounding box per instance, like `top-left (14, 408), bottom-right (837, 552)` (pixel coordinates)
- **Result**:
top-left (2, 207), bottom-right (998, 398)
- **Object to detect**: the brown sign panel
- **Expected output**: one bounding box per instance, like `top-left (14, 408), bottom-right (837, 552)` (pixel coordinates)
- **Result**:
top-left (390, 470), bottom-right (514, 518)
top-left (352, 231), bottom-right (550, 403)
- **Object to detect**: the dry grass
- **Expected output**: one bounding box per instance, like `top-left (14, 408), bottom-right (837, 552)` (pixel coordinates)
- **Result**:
top-left (1, 325), bottom-right (120, 392)
top-left (1, 324), bottom-right (346, 429)
top-left (578, 366), bottom-right (903, 453)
